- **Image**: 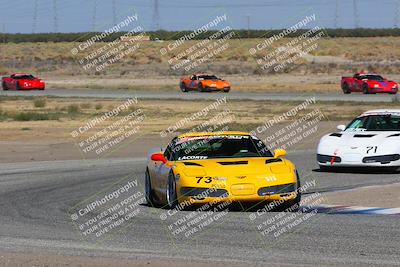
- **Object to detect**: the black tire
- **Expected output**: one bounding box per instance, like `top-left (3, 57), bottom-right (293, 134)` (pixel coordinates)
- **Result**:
top-left (277, 171), bottom-right (301, 212)
top-left (180, 82), bottom-right (188, 92)
top-left (145, 169), bottom-right (155, 207)
top-left (166, 171), bottom-right (178, 209)
top-left (198, 83), bottom-right (204, 93)
top-left (15, 82), bottom-right (20, 91)
top-left (342, 83), bottom-right (350, 94)
top-left (362, 83), bottom-right (369, 94)
top-left (2, 82), bottom-right (8, 90)
top-left (223, 87), bottom-right (230, 93)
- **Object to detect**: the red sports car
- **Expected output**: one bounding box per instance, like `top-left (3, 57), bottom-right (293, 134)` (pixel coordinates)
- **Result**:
top-left (341, 73), bottom-right (398, 94)
top-left (2, 73), bottom-right (45, 90)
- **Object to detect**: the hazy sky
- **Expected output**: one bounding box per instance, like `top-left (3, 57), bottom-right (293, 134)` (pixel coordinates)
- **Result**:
top-left (0, 0), bottom-right (399, 33)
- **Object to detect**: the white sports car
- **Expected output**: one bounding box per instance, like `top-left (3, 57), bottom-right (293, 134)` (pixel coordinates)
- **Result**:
top-left (317, 109), bottom-right (400, 170)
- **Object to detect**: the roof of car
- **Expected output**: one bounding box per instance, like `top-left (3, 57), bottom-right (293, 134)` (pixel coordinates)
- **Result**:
top-left (357, 73), bottom-right (380, 76)
top-left (177, 131), bottom-right (250, 138)
top-left (360, 109), bottom-right (400, 116)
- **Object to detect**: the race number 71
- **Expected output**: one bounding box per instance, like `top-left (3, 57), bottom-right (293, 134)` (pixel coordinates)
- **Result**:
top-left (366, 146), bottom-right (377, 154)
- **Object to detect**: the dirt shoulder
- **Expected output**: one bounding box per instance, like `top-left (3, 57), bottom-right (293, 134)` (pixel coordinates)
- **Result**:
top-left (320, 183), bottom-right (400, 208)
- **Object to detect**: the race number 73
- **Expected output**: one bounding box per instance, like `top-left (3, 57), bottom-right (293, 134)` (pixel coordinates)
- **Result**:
top-left (366, 146), bottom-right (377, 154)
top-left (196, 176), bottom-right (212, 183)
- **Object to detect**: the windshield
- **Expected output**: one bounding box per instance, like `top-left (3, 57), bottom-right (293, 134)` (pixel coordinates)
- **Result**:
top-left (168, 135), bottom-right (273, 161)
top-left (198, 75), bottom-right (219, 80)
top-left (359, 75), bottom-right (384, 81)
top-left (346, 115), bottom-right (400, 131)
top-left (14, 75), bottom-right (35, 79)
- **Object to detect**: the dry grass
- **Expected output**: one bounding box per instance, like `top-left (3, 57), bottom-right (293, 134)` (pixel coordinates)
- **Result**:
top-left (1, 37), bottom-right (400, 77)
top-left (0, 96), bottom-right (398, 142)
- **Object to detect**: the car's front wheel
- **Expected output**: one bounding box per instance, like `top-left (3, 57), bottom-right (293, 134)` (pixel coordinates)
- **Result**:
top-left (145, 169), bottom-right (155, 206)
top-left (342, 83), bottom-right (350, 94)
top-left (2, 82), bottom-right (8, 90)
top-left (166, 171), bottom-right (178, 209)
top-left (180, 82), bottom-right (188, 92)
top-left (362, 84), bottom-right (369, 94)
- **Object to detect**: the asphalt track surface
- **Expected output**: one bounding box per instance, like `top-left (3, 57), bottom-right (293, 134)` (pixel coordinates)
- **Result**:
top-left (1, 88), bottom-right (398, 102)
top-left (1, 150), bottom-right (399, 266)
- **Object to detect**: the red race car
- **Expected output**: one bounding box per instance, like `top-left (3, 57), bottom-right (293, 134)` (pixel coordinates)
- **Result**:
top-left (341, 72), bottom-right (398, 94)
top-left (2, 73), bottom-right (45, 90)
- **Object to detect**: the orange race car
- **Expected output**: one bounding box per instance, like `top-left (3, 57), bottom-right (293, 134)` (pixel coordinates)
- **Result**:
top-left (180, 74), bottom-right (231, 93)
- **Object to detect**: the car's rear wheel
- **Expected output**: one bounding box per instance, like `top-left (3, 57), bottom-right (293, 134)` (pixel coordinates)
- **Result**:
top-left (15, 82), bottom-right (20, 91)
top-left (2, 82), bottom-right (8, 90)
top-left (145, 169), bottom-right (155, 207)
top-left (198, 83), bottom-right (204, 93)
top-left (166, 172), bottom-right (178, 209)
top-left (180, 82), bottom-right (188, 92)
top-left (342, 83), bottom-right (350, 94)
top-left (362, 83), bottom-right (369, 94)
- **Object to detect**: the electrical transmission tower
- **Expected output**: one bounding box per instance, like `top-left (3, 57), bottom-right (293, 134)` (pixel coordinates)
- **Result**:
top-left (334, 0), bottom-right (339, 28)
top-left (395, 0), bottom-right (400, 28)
top-left (353, 0), bottom-right (359, 28)
top-left (152, 0), bottom-right (160, 31)
top-left (32, 0), bottom-right (38, 33)
top-left (53, 0), bottom-right (58, 32)
top-left (112, 0), bottom-right (117, 25)
top-left (92, 0), bottom-right (97, 31)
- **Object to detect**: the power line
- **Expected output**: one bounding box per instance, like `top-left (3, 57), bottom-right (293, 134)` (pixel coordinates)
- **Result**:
top-left (353, 0), bottom-right (359, 28)
top-left (112, 0), bottom-right (117, 25)
top-left (92, 0), bottom-right (97, 31)
top-left (152, 0), bottom-right (160, 30)
top-left (32, 0), bottom-right (38, 33)
top-left (334, 0), bottom-right (339, 28)
top-left (395, 0), bottom-right (400, 28)
top-left (53, 0), bottom-right (58, 32)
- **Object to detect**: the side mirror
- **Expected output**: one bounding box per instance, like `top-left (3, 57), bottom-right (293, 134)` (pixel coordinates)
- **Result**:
top-left (274, 149), bottom-right (287, 158)
top-left (151, 153), bottom-right (167, 164)
top-left (337, 125), bottom-right (346, 131)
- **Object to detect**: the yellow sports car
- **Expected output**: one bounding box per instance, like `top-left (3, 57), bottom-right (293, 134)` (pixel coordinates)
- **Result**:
top-left (145, 131), bottom-right (301, 211)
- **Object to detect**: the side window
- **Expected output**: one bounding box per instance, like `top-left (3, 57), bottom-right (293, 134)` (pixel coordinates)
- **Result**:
top-left (164, 138), bottom-right (177, 161)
